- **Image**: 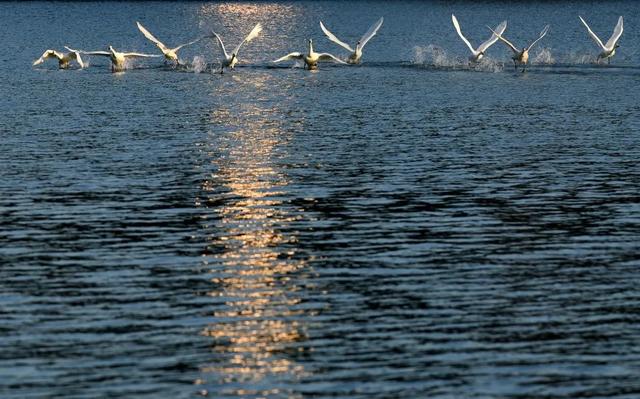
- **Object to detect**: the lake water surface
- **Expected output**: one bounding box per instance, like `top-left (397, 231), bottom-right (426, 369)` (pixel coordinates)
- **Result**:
top-left (2, 1), bottom-right (640, 398)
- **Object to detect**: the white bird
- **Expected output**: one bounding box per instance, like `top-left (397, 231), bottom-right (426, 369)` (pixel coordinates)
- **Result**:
top-left (451, 15), bottom-right (507, 63)
top-left (319, 17), bottom-right (384, 64)
top-left (488, 24), bottom-right (550, 72)
top-left (136, 21), bottom-right (203, 64)
top-left (579, 16), bottom-right (623, 64)
top-left (273, 39), bottom-right (347, 70)
top-left (210, 23), bottom-right (262, 73)
top-left (33, 47), bottom-right (84, 69)
top-left (77, 46), bottom-right (160, 72)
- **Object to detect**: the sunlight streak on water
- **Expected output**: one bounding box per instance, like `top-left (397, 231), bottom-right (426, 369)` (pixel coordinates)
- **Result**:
top-left (195, 100), bottom-right (312, 396)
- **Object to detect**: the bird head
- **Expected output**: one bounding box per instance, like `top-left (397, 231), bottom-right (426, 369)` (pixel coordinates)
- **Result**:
top-left (108, 46), bottom-right (116, 54)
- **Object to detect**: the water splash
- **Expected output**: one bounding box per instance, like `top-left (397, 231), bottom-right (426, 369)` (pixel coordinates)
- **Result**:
top-left (533, 47), bottom-right (555, 65)
top-left (280, 59), bottom-right (305, 69)
top-left (191, 55), bottom-right (208, 73)
top-left (412, 45), bottom-right (458, 68)
top-left (412, 45), bottom-right (503, 73)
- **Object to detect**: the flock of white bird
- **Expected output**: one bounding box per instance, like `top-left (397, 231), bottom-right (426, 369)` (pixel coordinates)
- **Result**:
top-left (33, 14), bottom-right (624, 73)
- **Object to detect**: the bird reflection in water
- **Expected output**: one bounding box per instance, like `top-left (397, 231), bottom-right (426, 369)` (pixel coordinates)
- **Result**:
top-left (196, 101), bottom-right (311, 396)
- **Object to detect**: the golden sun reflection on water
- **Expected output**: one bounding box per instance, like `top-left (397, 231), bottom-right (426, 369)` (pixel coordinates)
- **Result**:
top-left (199, 3), bottom-right (298, 18)
top-left (196, 102), bottom-right (310, 392)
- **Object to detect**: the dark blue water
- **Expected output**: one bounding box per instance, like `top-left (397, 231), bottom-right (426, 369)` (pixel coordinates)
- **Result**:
top-left (2, 1), bottom-right (640, 398)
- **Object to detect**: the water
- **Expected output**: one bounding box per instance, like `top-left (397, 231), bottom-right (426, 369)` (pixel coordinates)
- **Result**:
top-left (2, 1), bottom-right (640, 398)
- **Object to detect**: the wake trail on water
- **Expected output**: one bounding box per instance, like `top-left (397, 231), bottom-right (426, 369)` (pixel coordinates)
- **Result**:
top-left (563, 51), bottom-right (598, 64)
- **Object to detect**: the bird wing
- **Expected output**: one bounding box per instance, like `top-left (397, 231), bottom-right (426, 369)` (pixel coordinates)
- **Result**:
top-left (122, 52), bottom-right (161, 58)
top-left (64, 48), bottom-right (85, 68)
top-left (172, 36), bottom-right (205, 52)
top-left (317, 53), bottom-right (348, 64)
top-left (78, 50), bottom-right (111, 56)
top-left (319, 21), bottom-right (354, 52)
top-left (358, 17), bottom-right (383, 49)
top-left (579, 16), bottom-right (606, 50)
top-left (73, 52), bottom-right (85, 68)
top-left (136, 21), bottom-right (169, 52)
top-left (604, 16), bottom-right (623, 50)
top-left (33, 50), bottom-right (59, 65)
top-left (452, 14), bottom-right (476, 54)
top-left (486, 25), bottom-right (519, 53)
top-left (273, 52), bottom-right (303, 63)
top-left (526, 24), bottom-right (549, 50)
top-left (232, 23), bottom-right (262, 56)
top-left (477, 20), bottom-right (507, 53)
top-left (210, 31), bottom-right (229, 59)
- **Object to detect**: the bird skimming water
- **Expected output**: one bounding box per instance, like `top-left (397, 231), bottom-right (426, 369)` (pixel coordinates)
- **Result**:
top-left (579, 16), bottom-right (623, 64)
top-left (451, 15), bottom-right (507, 63)
top-left (210, 23), bottom-right (263, 74)
top-left (273, 39), bottom-right (346, 70)
top-left (319, 17), bottom-right (384, 64)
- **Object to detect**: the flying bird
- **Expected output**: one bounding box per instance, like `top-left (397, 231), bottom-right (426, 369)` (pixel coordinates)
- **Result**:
top-left (33, 47), bottom-right (84, 69)
top-left (451, 15), bottom-right (507, 63)
top-left (210, 23), bottom-right (262, 73)
top-left (488, 24), bottom-right (550, 72)
top-left (579, 16), bottom-right (623, 64)
top-left (76, 46), bottom-right (160, 72)
top-left (273, 39), bottom-right (346, 70)
top-left (319, 17), bottom-right (384, 64)
top-left (136, 21), bottom-right (204, 64)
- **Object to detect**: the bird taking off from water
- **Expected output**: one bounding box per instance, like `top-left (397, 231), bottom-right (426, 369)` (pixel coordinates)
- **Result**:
top-left (136, 21), bottom-right (204, 65)
top-left (210, 23), bottom-right (263, 73)
top-left (488, 24), bottom-right (550, 72)
top-left (578, 16), bottom-right (623, 64)
top-left (273, 38), bottom-right (346, 70)
top-left (319, 17), bottom-right (384, 64)
top-left (75, 46), bottom-right (160, 72)
top-left (33, 47), bottom-right (84, 69)
top-left (451, 15), bottom-right (507, 63)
